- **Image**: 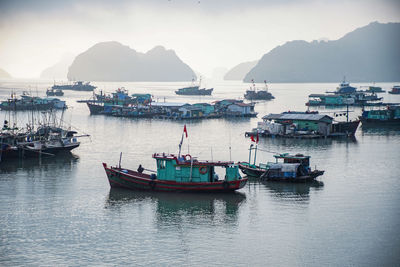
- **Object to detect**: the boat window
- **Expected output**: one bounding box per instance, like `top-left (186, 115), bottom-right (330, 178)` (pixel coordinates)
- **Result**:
top-left (158, 160), bottom-right (166, 169)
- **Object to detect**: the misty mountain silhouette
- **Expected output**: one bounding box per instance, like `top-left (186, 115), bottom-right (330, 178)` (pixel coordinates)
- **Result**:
top-left (0, 68), bottom-right (11, 78)
top-left (40, 53), bottom-right (75, 80)
top-left (67, 42), bottom-right (196, 82)
top-left (224, 60), bottom-right (258, 80)
top-left (244, 22), bottom-right (400, 83)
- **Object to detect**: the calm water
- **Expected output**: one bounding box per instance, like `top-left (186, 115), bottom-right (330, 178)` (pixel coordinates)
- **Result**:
top-left (1, 80), bottom-right (400, 266)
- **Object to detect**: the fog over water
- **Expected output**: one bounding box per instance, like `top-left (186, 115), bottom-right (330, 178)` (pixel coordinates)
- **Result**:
top-left (0, 0), bottom-right (399, 78)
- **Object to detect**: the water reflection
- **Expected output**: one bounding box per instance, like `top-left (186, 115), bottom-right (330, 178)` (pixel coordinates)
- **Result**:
top-left (257, 136), bottom-right (357, 149)
top-left (262, 180), bottom-right (324, 203)
top-left (361, 124), bottom-right (400, 136)
top-left (106, 188), bottom-right (246, 224)
top-left (0, 152), bottom-right (80, 174)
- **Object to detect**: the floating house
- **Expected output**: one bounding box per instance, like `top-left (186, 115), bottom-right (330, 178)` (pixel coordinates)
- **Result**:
top-left (262, 113), bottom-right (333, 136)
top-left (215, 99), bottom-right (257, 117)
top-left (178, 105), bottom-right (203, 118)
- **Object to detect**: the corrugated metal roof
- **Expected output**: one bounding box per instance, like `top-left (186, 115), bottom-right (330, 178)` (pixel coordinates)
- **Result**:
top-left (262, 113), bottom-right (333, 121)
top-left (151, 102), bottom-right (188, 107)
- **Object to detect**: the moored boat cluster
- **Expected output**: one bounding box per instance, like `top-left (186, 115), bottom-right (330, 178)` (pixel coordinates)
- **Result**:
top-left (2, 78), bottom-right (399, 193)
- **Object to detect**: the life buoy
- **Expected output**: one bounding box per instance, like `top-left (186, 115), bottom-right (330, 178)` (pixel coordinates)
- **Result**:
top-left (184, 154), bottom-right (192, 161)
top-left (199, 166), bottom-right (207, 174)
top-left (222, 181), bottom-right (230, 190)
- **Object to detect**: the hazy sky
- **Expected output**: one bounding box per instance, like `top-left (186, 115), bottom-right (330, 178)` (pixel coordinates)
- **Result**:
top-left (0, 0), bottom-right (399, 78)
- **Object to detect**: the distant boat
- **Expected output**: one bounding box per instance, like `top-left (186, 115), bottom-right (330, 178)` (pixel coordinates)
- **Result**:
top-left (360, 84), bottom-right (385, 93)
top-left (46, 88), bottom-right (64, 96)
top-left (239, 146), bottom-right (324, 182)
top-left (175, 78), bottom-right (213, 95)
top-left (359, 105), bottom-right (400, 125)
top-left (307, 79), bottom-right (382, 106)
top-left (388, 85), bottom-right (400, 94)
top-left (244, 80), bottom-right (274, 101)
top-left (332, 78), bottom-right (357, 94)
top-left (0, 92), bottom-right (66, 111)
top-left (52, 81), bottom-right (96, 91)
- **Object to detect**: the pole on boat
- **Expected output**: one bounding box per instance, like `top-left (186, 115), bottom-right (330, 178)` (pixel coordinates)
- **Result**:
top-left (119, 152), bottom-right (122, 169)
top-left (253, 145), bottom-right (258, 166)
top-left (189, 157), bottom-right (193, 182)
top-left (249, 144), bottom-right (253, 166)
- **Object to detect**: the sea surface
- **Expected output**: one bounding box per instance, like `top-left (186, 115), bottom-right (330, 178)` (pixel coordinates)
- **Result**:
top-left (1, 79), bottom-right (399, 266)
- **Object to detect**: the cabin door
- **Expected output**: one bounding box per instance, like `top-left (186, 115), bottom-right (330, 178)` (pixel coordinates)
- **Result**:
top-left (209, 166), bottom-right (214, 182)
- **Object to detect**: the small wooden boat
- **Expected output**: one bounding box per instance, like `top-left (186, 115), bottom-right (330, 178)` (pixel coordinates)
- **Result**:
top-left (239, 145), bottom-right (324, 182)
top-left (103, 153), bottom-right (247, 192)
top-left (388, 85), bottom-right (400, 94)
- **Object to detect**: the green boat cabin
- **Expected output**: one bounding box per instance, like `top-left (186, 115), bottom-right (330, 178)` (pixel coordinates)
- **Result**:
top-left (153, 153), bottom-right (241, 183)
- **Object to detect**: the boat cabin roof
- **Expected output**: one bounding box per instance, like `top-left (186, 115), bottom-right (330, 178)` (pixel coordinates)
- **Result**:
top-left (262, 113), bottom-right (333, 122)
top-left (153, 153), bottom-right (234, 167)
top-left (274, 153), bottom-right (310, 160)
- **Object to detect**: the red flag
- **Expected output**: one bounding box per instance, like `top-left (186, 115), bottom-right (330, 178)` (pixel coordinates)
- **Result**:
top-left (250, 135), bottom-right (255, 142)
top-left (183, 124), bottom-right (188, 138)
top-left (256, 132), bottom-right (259, 143)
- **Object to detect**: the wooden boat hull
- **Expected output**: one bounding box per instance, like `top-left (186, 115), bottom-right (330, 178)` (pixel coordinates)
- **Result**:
top-left (87, 102), bottom-right (104, 115)
top-left (262, 170), bottom-right (325, 182)
top-left (103, 163), bottom-right (247, 192)
top-left (238, 163), bottom-right (266, 177)
top-left (359, 117), bottom-right (400, 125)
top-left (239, 163), bottom-right (324, 182)
top-left (175, 88), bottom-right (213, 95)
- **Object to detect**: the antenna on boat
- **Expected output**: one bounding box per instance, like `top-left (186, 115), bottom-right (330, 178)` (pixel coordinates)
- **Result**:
top-left (211, 147), bottom-right (213, 161)
top-left (228, 130), bottom-right (232, 161)
top-left (118, 152), bottom-right (122, 169)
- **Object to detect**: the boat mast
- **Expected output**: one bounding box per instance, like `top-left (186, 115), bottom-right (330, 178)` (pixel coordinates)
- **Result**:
top-left (248, 144), bottom-right (253, 165)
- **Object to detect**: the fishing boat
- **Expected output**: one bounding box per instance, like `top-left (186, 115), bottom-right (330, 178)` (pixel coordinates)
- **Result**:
top-left (0, 92), bottom-right (66, 111)
top-left (388, 85), bottom-right (400, 94)
top-left (238, 145), bottom-right (324, 182)
top-left (52, 81), bottom-right (96, 91)
top-left (308, 79), bottom-right (382, 107)
top-left (103, 126), bottom-right (247, 192)
top-left (103, 154), bottom-right (246, 192)
top-left (0, 109), bottom-right (86, 162)
top-left (360, 85), bottom-right (385, 93)
top-left (46, 88), bottom-right (64, 96)
top-left (359, 105), bottom-right (400, 125)
top-left (175, 78), bottom-right (213, 96)
top-left (244, 80), bottom-right (274, 101)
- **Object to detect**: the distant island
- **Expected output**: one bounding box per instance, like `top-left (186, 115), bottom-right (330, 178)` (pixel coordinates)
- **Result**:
top-left (67, 42), bottom-right (196, 82)
top-left (0, 68), bottom-right (11, 79)
top-left (224, 60), bottom-right (258, 80)
top-left (40, 53), bottom-right (75, 80)
top-left (244, 22), bottom-right (400, 83)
